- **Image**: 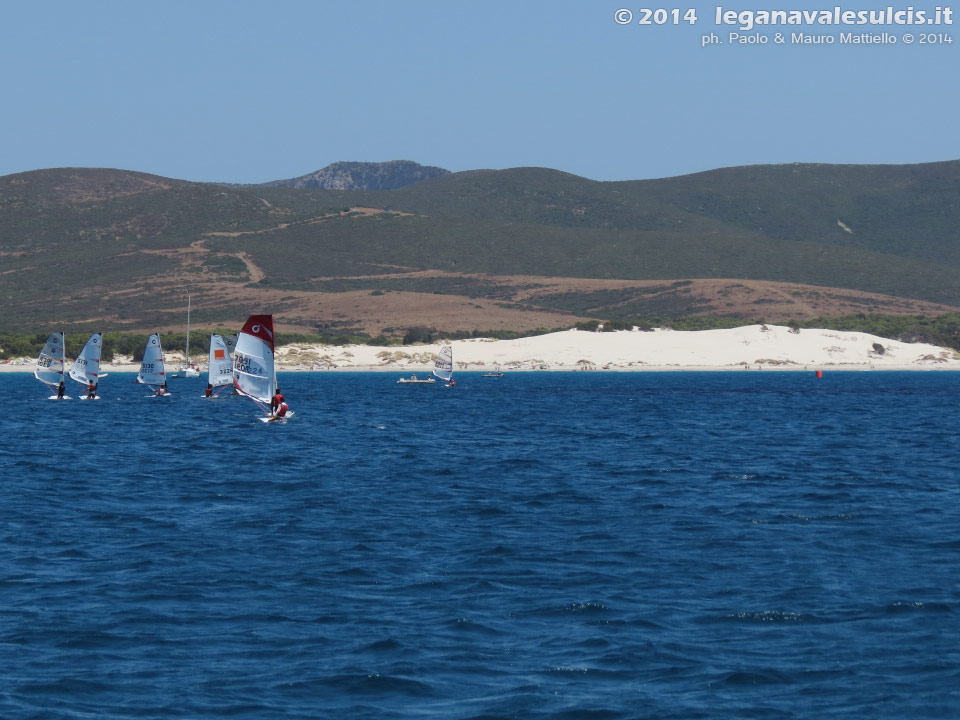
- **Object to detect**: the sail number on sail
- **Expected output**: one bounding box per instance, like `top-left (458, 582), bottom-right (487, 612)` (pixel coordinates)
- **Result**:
top-left (234, 353), bottom-right (265, 376)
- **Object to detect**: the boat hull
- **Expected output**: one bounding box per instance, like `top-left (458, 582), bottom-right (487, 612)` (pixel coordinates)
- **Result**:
top-left (170, 366), bottom-right (201, 379)
top-left (397, 376), bottom-right (435, 384)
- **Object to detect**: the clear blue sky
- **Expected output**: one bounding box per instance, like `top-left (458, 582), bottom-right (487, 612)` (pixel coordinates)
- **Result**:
top-left (3, 0), bottom-right (957, 182)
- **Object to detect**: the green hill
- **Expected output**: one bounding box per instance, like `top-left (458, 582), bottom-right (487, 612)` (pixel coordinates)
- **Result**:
top-left (1, 161), bottom-right (958, 333)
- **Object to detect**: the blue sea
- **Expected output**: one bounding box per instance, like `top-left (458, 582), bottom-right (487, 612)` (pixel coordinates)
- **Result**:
top-left (2, 370), bottom-right (959, 719)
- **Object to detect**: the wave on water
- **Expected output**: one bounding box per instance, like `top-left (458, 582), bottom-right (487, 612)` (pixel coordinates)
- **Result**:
top-left (1, 371), bottom-right (959, 719)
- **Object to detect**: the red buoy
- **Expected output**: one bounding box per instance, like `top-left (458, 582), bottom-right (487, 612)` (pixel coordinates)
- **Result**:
top-left (815, 370), bottom-right (823, 378)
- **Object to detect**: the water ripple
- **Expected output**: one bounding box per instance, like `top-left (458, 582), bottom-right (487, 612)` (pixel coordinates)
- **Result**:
top-left (1, 371), bottom-right (959, 719)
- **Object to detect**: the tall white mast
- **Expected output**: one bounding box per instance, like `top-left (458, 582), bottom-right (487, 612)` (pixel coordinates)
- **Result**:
top-left (185, 294), bottom-right (191, 363)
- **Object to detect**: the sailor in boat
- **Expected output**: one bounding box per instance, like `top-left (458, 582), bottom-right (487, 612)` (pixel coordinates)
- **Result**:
top-left (205, 383), bottom-right (213, 398)
top-left (57, 381), bottom-right (66, 399)
top-left (263, 391), bottom-right (289, 421)
top-left (155, 381), bottom-right (169, 396)
top-left (87, 380), bottom-right (96, 399)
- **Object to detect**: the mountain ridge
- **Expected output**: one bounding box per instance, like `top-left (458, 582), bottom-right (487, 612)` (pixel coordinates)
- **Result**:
top-left (1, 159), bottom-right (959, 334)
top-left (262, 160), bottom-right (449, 191)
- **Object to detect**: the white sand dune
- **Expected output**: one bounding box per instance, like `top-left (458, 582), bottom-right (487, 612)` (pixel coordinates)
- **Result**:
top-left (273, 325), bottom-right (960, 372)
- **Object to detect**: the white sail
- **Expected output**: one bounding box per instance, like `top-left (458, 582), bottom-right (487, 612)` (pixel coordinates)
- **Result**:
top-left (233, 315), bottom-right (275, 408)
top-left (137, 333), bottom-right (167, 386)
top-left (68, 333), bottom-right (103, 386)
top-left (208, 334), bottom-right (234, 388)
top-left (34, 332), bottom-right (66, 387)
top-left (433, 345), bottom-right (454, 382)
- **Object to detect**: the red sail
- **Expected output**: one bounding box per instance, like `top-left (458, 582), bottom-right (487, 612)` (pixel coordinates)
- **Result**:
top-left (240, 315), bottom-right (275, 353)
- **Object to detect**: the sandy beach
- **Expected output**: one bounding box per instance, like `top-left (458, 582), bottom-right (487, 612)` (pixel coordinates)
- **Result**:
top-left (6, 325), bottom-right (957, 374)
top-left (278, 325), bottom-right (960, 372)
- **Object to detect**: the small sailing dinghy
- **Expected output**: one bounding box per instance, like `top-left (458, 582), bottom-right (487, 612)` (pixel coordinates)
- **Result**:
top-left (433, 345), bottom-right (455, 386)
top-left (35, 332), bottom-right (69, 399)
top-left (137, 333), bottom-right (170, 396)
top-left (205, 333), bottom-right (235, 397)
top-left (69, 333), bottom-right (103, 399)
top-left (233, 314), bottom-right (293, 422)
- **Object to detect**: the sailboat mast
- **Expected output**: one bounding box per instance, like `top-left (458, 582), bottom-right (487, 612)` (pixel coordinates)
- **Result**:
top-left (185, 294), bottom-right (191, 362)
